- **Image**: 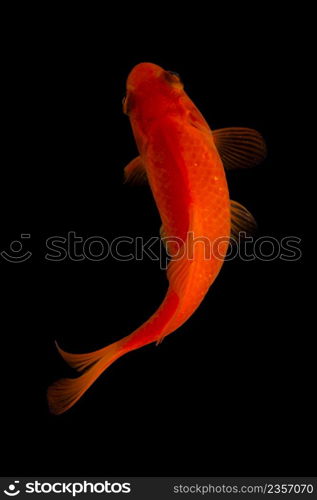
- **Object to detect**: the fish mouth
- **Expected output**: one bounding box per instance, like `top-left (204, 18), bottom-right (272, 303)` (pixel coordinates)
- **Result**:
top-left (126, 62), bottom-right (163, 91)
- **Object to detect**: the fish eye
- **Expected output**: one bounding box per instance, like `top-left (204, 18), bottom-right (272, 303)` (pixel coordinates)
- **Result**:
top-left (122, 93), bottom-right (134, 115)
top-left (164, 70), bottom-right (183, 86)
top-left (168, 70), bottom-right (180, 79)
top-left (122, 95), bottom-right (128, 114)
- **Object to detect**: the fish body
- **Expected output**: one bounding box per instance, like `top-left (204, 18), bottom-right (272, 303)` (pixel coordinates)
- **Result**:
top-left (48, 63), bottom-right (266, 414)
top-left (123, 63), bottom-right (231, 348)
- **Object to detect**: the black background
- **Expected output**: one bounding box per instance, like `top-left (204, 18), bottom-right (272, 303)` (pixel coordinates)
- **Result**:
top-left (1, 9), bottom-right (311, 477)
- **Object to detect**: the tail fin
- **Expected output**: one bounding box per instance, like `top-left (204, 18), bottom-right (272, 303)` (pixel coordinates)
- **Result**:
top-left (55, 341), bottom-right (115, 373)
top-left (47, 341), bottom-right (124, 415)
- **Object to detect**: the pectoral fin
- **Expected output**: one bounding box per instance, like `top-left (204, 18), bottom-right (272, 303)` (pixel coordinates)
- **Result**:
top-left (231, 200), bottom-right (257, 239)
top-left (213, 127), bottom-right (267, 169)
top-left (124, 156), bottom-right (147, 184)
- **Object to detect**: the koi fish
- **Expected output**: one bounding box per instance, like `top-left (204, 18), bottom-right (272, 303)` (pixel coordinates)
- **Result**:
top-left (48, 62), bottom-right (266, 414)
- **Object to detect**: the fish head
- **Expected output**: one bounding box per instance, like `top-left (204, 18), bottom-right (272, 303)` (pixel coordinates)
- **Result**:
top-left (123, 62), bottom-right (185, 122)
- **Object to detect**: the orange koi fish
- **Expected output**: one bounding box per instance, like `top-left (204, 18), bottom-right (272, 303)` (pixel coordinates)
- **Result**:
top-left (48, 62), bottom-right (266, 414)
